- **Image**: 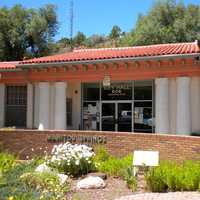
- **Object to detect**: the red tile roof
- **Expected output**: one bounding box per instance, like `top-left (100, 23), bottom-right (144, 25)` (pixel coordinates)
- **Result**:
top-left (19, 41), bottom-right (200, 65)
top-left (0, 62), bottom-right (18, 69)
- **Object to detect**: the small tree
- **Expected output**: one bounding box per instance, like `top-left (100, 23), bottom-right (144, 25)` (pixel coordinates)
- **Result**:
top-left (73, 31), bottom-right (86, 47)
top-left (109, 25), bottom-right (122, 47)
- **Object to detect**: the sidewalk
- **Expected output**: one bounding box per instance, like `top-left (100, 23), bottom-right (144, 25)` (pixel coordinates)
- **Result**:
top-left (115, 192), bottom-right (200, 200)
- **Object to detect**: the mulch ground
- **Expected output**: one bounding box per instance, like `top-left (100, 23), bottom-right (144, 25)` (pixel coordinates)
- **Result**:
top-left (66, 177), bottom-right (133, 200)
top-left (66, 177), bottom-right (200, 200)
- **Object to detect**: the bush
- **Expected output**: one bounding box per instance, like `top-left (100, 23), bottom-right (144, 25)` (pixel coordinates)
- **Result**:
top-left (96, 154), bottom-right (133, 177)
top-left (0, 152), bottom-right (16, 174)
top-left (0, 159), bottom-right (40, 199)
top-left (145, 160), bottom-right (200, 192)
top-left (47, 142), bottom-right (95, 177)
top-left (145, 162), bottom-right (168, 192)
top-left (94, 145), bottom-right (111, 162)
top-left (121, 166), bottom-right (137, 191)
top-left (20, 171), bottom-right (68, 199)
top-left (94, 146), bottom-right (136, 191)
top-left (0, 157), bottom-right (69, 200)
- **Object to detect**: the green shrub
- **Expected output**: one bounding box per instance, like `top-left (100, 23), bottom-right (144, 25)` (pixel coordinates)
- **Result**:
top-left (7, 192), bottom-right (38, 200)
top-left (0, 159), bottom-right (40, 199)
top-left (20, 171), bottom-right (68, 199)
top-left (94, 145), bottom-right (111, 162)
top-left (0, 157), bottom-right (69, 200)
top-left (94, 147), bottom-right (136, 191)
top-left (145, 160), bottom-right (200, 192)
top-left (0, 152), bottom-right (16, 174)
top-left (96, 154), bottom-right (133, 177)
top-left (145, 162), bottom-right (168, 192)
top-left (121, 166), bottom-right (137, 191)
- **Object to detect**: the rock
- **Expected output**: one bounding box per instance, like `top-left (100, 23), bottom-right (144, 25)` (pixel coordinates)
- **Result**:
top-left (57, 173), bottom-right (68, 184)
top-left (35, 163), bottom-right (51, 173)
top-left (87, 172), bottom-right (107, 180)
top-left (77, 176), bottom-right (106, 189)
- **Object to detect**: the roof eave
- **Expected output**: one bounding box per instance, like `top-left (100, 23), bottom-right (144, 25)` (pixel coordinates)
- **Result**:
top-left (0, 68), bottom-right (22, 72)
top-left (16, 53), bottom-right (200, 68)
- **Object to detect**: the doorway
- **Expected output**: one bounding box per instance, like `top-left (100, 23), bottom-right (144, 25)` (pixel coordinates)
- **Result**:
top-left (101, 102), bottom-right (132, 132)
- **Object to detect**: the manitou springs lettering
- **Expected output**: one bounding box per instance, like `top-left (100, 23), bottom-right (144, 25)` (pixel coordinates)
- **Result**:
top-left (47, 135), bottom-right (107, 144)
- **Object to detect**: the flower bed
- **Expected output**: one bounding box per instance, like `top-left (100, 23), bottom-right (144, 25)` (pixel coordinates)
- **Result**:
top-left (47, 142), bottom-right (95, 177)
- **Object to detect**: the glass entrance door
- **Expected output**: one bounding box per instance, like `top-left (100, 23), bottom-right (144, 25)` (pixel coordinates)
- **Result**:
top-left (101, 102), bottom-right (132, 132)
top-left (118, 103), bottom-right (132, 132)
top-left (102, 103), bottom-right (116, 131)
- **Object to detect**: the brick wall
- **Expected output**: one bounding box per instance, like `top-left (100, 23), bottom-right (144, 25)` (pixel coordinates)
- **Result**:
top-left (0, 130), bottom-right (200, 162)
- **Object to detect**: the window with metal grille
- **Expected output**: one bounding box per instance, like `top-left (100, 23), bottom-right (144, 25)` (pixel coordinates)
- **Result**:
top-left (5, 86), bottom-right (27, 127)
top-left (66, 98), bottom-right (72, 126)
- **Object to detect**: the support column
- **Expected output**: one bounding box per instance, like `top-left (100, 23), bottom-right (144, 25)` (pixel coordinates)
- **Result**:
top-left (34, 83), bottom-right (39, 128)
top-left (176, 77), bottom-right (191, 135)
top-left (155, 78), bottom-right (169, 133)
top-left (0, 84), bottom-right (5, 128)
top-left (54, 82), bottom-right (67, 130)
top-left (26, 83), bottom-right (33, 129)
top-left (191, 77), bottom-right (200, 133)
top-left (38, 82), bottom-right (50, 130)
top-left (49, 83), bottom-right (55, 130)
top-left (169, 78), bottom-right (177, 133)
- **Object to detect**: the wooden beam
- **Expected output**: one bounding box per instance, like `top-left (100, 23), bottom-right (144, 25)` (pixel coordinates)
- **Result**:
top-left (103, 63), bottom-right (109, 70)
top-left (169, 59), bottom-right (175, 66)
top-left (72, 65), bottom-right (78, 71)
top-left (93, 64), bottom-right (98, 71)
top-left (181, 59), bottom-right (186, 65)
top-left (124, 62), bottom-right (129, 70)
top-left (83, 64), bottom-right (88, 71)
top-left (32, 68), bottom-right (37, 73)
top-left (135, 61), bottom-right (140, 68)
top-left (63, 66), bottom-right (68, 72)
top-left (145, 61), bottom-right (151, 68)
top-left (43, 67), bottom-right (48, 72)
top-left (113, 63), bottom-right (119, 70)
top-left (157, 60), bottom-right (161, 67)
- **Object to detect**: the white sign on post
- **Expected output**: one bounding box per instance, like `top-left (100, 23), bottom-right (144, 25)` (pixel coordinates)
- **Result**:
top-left (132, 151), bottom-right (159, 176)
top-left (133, 151), bottom-right (159, 167)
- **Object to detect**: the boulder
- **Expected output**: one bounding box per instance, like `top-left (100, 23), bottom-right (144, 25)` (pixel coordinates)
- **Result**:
top-left (87, 172), bottom-right (107, 180)
top-left (35, 163), bottom-right (51, 173)
top-left (77, 176), bottom-right (106, 189)
top-left (57, 173), bottom-right (68, 185)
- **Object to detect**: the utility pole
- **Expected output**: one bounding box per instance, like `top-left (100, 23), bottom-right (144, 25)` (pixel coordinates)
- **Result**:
top-left (69, 0), bottom-right (74, 50)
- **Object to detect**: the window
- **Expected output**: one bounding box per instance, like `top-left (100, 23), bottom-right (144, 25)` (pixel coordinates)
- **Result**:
top-left (134, 80), bottom-right (154, 133)
top-left (83, 102), bottom-right (100, 130)
top-left (66, 98), bottom-right (72, 126)
top-left (134, 80), bottom-right (152, 100)
top-left (5, 86), bottom-right (27, 127)
top-left (82, 81), bottom-right (155, 133)
top-left (83, 83), bottom-right (100, 101)
top-left (82, 83), bottom-right (100, 130)
top-left (101, 82), bottom-right (132, 100)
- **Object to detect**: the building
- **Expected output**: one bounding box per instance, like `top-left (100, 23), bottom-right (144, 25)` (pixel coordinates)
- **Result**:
top-left (0, 41), bottom-right (200, 135)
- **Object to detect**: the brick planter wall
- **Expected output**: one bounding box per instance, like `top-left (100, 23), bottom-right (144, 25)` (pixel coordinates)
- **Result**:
top-left (0, 130), bottom-right (200, 162)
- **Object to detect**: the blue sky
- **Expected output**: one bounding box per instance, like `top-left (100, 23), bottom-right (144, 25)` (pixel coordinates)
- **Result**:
top-left (1, 0), bottom-right (200, 41)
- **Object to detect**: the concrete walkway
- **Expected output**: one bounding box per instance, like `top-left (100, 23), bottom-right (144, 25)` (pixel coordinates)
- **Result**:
top-left (115, 192), bottom-right (200, 200)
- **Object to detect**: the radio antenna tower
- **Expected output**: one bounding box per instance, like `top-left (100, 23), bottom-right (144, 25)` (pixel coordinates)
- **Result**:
top-left (69, 0), bottom-right (74, 50)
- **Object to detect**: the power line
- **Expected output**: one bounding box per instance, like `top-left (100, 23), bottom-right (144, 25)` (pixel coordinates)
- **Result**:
top-left (69, 0), bottom-right (74, 50)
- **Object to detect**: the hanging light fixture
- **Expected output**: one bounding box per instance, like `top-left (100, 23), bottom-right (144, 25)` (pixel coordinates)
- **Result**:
top-left (103, 74), bottom-right (111, 87)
